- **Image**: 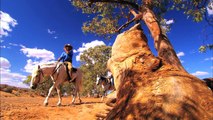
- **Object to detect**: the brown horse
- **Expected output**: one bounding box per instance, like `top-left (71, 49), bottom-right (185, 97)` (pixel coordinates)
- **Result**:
top-left (30, 62), bottom-right (82, 106)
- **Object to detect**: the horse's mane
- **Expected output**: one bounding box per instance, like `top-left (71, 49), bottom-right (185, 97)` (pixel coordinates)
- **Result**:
top-left (31, 62), bottom-right (58, 75)
top-left (40, 62), bottom-right (58, 67)
top-left (32, 65), bottom-right (39, 76)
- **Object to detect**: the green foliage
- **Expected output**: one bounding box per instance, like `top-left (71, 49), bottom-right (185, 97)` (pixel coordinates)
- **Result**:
top-left (71, 0), bottom-right (132, 38)
top-left (23, 75), bottom-right (31, 86)
top-left (71, 0), bottom-right (211, 37)
top-left (170, 0), bottom-right (206, 22)
top-left (79, 45), bottom-right (112, 96)
top-left (61, 82), bottom-right (75, 96)
top-left (71, 0), bottom-right (212, 51)
top-left (199, 44), bottom-right (213, 52)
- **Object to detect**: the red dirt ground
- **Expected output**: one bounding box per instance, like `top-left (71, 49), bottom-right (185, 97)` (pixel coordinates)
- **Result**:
top-left (0, 91), bottom-right (107, 120)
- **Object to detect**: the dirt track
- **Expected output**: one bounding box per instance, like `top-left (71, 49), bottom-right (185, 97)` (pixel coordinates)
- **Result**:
top-left (0, 91), bottom-right (107, 120)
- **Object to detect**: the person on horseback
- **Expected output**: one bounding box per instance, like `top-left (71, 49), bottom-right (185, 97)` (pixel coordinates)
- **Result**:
top-left (106, 71), bottom-right (114, 85)
top-left (57, 44), bottom-right (73, 81)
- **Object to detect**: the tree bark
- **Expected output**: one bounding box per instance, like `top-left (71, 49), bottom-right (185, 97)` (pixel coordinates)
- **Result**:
top-left (140, 1), bottom-right (186, 72)
top-left (106, 23), bottom-right (213, 120)
top-left (88, 1), bottom-right (212, 120)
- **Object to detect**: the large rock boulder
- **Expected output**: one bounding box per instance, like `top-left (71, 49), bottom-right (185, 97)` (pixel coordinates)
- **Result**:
top-left (106, 24), bottom-right (213, 119)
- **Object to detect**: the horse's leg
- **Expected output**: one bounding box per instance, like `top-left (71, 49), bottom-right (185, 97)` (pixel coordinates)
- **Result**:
top-left (44, 84), bottom-right (55, 106)
top-left (55, 85), bottom-right (62, 106)
top-left (78, 92), bottom-right (82, 104)
top-left (71, 89), bottom-right (77, 104)
top-left (101, 95), bottom-right (104, 102)
top-left (101, 91), bottom-right (106, 102)
top-left (76, 87), bottom-right (82, 104)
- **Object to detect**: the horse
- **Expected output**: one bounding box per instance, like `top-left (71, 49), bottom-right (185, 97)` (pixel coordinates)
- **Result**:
top-left (96, 75), bottom-right (115, 101)
top-left (30, 62), bottom-right (82, 106)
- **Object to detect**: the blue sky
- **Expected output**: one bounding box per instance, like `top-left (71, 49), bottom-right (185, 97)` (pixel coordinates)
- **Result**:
top-left (0, 0), bottom-right (212, 88)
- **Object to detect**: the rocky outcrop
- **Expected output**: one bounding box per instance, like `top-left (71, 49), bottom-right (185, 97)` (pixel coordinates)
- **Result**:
top-left (106, 24), bottom-right (213, 119)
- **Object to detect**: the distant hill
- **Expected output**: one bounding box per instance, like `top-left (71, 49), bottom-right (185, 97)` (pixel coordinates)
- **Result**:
top-left (0, 84), bottom-right (35, 97)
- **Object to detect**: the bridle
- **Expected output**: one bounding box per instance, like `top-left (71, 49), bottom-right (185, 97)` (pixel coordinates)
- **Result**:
top-left (36, 66), bottom-right (45, 84)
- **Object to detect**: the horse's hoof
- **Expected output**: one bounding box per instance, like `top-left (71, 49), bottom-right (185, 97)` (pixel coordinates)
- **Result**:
top-left (69, 103), bottom-right (74, 106)
top-left (44, 103), bottom-right (48, 106)
top-left (57, 103), bottom-right (61, 106)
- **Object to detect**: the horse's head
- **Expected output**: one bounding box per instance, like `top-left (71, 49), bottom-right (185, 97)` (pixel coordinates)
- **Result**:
top-left (30, 65), bottom-right (43, 89)
top-left (96, 75), bottom-right (108, 86)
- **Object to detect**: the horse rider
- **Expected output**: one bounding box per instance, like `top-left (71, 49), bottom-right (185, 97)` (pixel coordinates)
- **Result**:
top-left (57, 44), bottom-right (73, 81)
top-left (106, 71), bottom-right (114, 85)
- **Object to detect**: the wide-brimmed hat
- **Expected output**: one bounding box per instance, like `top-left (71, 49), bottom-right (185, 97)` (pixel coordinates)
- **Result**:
top-left (64, 44), bottom-right (73, 49)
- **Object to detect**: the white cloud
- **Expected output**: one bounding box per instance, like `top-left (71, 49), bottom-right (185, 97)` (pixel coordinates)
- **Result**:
top-left (75, 40), bottom-right (105, 61)
top-left (165, 19), bottom-right (174, 25)
top-left (20, 45), bottom-right (55, 73)
top-left (0, 46), bottom-right (7, 49)
top-left (0, 57), bottom-right (11, 69)
top-left (160, 19), bottom-right (175, 33)
top-left (1, 42), bottom-right (22, 49)
top-left (177, 52), bottom-right (185, 57)
top-left (20, 45), bottom-right (55, 61)
top-left (207, 0), bottom-right (213, 16)
top-left (47, 29), bottom-right (58, 39)
top-left (180, 60), bottom-right (184, 63)
top-left (204, 57), bottom-right (213, 61)
top-left (176, 52), bottom-right (185, 63)
top-left (0, 57), bottom-right (28, 88)
top-left (9, 43), bottom-right (19, 47)
top-left (0, 11), bottom-right (18, 38)
top-left (47, 29), bottom-right (55, 34)
top-left (191, 71), bottom-right (209, 76)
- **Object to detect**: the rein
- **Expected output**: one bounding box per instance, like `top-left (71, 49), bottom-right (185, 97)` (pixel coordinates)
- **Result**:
top-left (51, 63), bottom-right (62, 76)
top-left (37, 68), bottom-right (45, 84)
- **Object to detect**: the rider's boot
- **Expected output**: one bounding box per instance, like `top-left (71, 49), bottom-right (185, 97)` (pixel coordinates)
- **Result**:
top-left (68, 69), bottom-right (72, 82)
top-left (67, 70), bottom-right (71, 81)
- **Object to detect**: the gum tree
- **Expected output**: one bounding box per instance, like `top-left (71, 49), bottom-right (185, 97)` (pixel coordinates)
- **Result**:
top-left (71, 0), bottom-right (213, 119)
top-left (71, 0), bottom-right (212, 71)
top-left (79, 45), bottom-right (111, 96)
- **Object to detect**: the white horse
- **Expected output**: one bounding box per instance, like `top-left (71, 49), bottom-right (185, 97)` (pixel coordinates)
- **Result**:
top-left (96, 75), bottom-right (115, 101)
top-left (30, 62), bottom-right (82, 106)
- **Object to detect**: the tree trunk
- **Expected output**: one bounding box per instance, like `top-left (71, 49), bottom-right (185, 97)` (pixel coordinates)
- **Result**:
top-left (106, 24), bottom-right (213, 119)
top-left (141, 5), bottom-right (186, 72)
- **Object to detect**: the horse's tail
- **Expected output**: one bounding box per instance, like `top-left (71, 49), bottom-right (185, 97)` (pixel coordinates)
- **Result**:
top-left (77, 68), bottom-right (83, 92)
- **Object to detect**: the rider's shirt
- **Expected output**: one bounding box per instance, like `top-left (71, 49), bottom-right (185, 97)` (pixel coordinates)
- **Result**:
top-left (59, 51), bottom-right (73, 63)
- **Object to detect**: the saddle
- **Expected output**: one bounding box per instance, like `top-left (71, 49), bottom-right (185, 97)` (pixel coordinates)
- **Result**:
top-left (72, 67), bottom-right (77, 73)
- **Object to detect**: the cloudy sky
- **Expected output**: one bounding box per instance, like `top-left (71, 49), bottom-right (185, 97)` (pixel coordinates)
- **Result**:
top-left (1, 0), bottom-right (212, 88)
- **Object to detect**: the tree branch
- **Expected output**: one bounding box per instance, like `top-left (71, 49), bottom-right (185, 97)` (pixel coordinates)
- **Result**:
top-left (116, 9), bottom-right (143, 32)
top-left (89, 0), bottom-right (139, 10)
top-left (196, 0), bottom-right (208, 9)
